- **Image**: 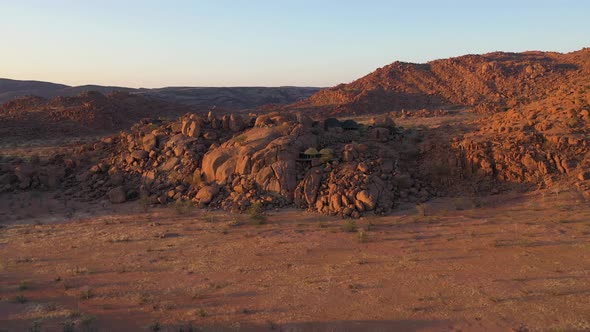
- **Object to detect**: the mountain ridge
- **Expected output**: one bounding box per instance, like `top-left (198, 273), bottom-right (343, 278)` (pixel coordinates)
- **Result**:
top-left (0, 78), bottom-right (321, 109)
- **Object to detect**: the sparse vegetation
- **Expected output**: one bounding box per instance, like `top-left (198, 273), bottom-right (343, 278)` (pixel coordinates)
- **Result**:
top-left (149, 321), bottom-right (162, 331)
top-left (62, 321), bottom-right (75, 332)
top-left (138, 193), bottom-right (150, 212)
top-left (80, 287), bottom-right (93, 300)
top-left (18, 280), bottom-right (31, 290)
top-left (248, 202), bottom-right (266, 224)
top-left (196, 308), bottom-right (208, 317)
top-left (233, 134), bottom-right (248, 145)
top-left (13, 294), bottom-right (27, 304)
top-left (416, 203), bottom-right (427, 217)
top-left (342, 219), bottom-right (357, 232)
top-left (357, 230), bottom-right (369, 243)
top-left (174, 199), bottom-right (193, 215)
top-left (28, 320), bottom-right (42, 332)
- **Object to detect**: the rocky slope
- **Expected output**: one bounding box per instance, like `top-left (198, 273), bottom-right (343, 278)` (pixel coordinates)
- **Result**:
top-left (299, 48), bottom-right (590, 115)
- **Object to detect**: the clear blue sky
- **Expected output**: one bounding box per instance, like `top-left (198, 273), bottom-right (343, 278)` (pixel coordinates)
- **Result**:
top-left (1, 0), bottom-right (589, 88)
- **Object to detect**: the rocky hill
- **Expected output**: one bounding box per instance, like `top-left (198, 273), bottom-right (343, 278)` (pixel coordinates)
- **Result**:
top-left (0, 91), bottom-right (191, 142)
top-left (0, 78), bottom-right (320, 109)
top-left (299, 48), bottom-right (590, 115)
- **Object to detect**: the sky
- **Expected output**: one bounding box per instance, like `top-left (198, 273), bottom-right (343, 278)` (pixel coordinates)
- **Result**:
top-left (1, 0), bottom-right (589, 88)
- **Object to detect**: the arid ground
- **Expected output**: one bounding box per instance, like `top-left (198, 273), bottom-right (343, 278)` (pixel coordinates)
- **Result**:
top-left (2, 189), bottom-right (590, 331)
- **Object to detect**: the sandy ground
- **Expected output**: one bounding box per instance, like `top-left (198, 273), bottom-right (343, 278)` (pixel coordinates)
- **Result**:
top-left (1, 190), bottom-right (590, 332)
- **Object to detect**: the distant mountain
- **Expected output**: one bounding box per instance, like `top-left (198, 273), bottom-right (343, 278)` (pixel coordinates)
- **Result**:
top-left (136, 86), bottom-right (320, 109)
top-left (298, 48), bottom-right (590, 115)
top-left (0, 78), bottom-right (321, 109)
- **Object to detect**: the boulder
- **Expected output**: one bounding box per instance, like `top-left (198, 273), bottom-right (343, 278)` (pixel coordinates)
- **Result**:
top-left (294, 168), bottom-right (322, 207)
top-left (186, 121), bottom-right (200, 138)
top-left (142, 134), bottom-right (158, 151)
top-left (160, 157), bottom-right (179, 172)
top-left (356, 189), bottom-right (377, 211)
top-left (131, 150), bottom-right (148, 161)
top-left (108, 186), bottom-right (127, 204)
top-left (579, 171), bottom-right (590, 181)
top-left (229, 114), bottom-right (244, 132)
top-left (195, 185), bottom-right (219, 204)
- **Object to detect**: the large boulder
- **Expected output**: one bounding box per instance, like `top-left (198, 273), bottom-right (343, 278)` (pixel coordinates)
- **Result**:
top-left (294, 168), bottom-right (323, 207)
top-left (229, 114), bottom-right (244, 132)
top-left (356, 189), bottom-right (377, 211)
top-left (195, 185), bottom-right (219, 205)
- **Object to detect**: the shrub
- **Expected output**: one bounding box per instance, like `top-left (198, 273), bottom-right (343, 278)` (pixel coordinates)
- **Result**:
top-left (233, 134), bottom-right (248, 145)
top-left (80, 287), bottom-right (93, 300)
top-left (29, 320), bottom-right (42, 332)
top-left (357, 230), bottom-right (369, 243)
top-left (174, 199), bottom-right (193, 215)
top-left (149, 322), bottom-right (162, 332)
top-left (196, 308), bottom-right (208, 317)
top-left (138, 193), bottom-right (150, 212)
top-left (248, 202), bottom-right (266, 224)
top-left (13, 294), bottom-right (27, 304)
top-left (80, 315), bottom-right (97, 329)
top-left (19, 280), bottom-right (31, 291)
top-left (62, 321), bottom-right (75, 332)
top-left (342, 220), bottom-right (357, 232)
top-left (416, 203), bottom-right (427, 216)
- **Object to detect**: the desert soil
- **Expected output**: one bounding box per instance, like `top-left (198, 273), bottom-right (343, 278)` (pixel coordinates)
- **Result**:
top-left (1, 190), bottom-right (589, 332)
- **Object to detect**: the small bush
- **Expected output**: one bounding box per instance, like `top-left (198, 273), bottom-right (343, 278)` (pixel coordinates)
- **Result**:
top-left (80, 287), bottom-right (93, 300)
top-left (174, 199), bottom-right (193, 215)
top-left (62, 321), bottom-right (75, 332)
top-left (342, 220), bottom-right (357, 233)
top-left (196, 308), bottom-right (208, 317)
top-left (149, 321), bottom-right (162, 332)
top-left (13, 294), bottom-right (27, 304)
top-left (29, 320), bottom-right (42, 332)
top-left (19, 280), bottom-right (31, 291)
top-left (248, 202), bottom-right (266, 224)
top-left (80, 315), bottom-right (97, 329)
top-left (138, 193), bottom-right (150, 212)
top-left (233, 134), bottom-right (248, 145)
top-left (357, 230), bottom-right (369, 243)
top-left (416, 203), bottom-right (427, 216)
